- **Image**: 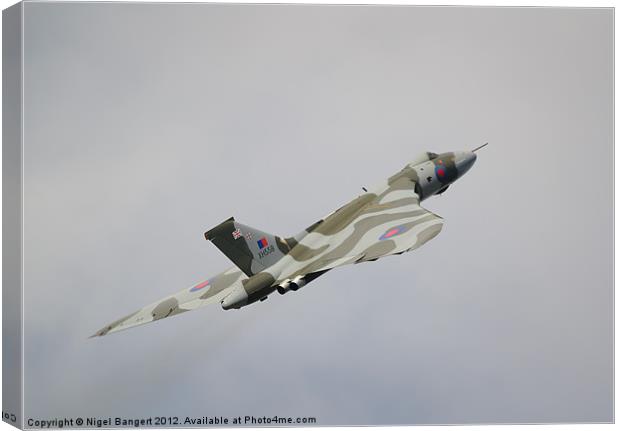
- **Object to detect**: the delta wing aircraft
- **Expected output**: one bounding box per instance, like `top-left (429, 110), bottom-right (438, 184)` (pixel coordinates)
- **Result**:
top-left (93, 145), bottom-right (484, 337)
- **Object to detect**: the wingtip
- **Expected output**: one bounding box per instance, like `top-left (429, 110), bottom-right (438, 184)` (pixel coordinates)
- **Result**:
top-left (89, 328), bottom-right (109, 338)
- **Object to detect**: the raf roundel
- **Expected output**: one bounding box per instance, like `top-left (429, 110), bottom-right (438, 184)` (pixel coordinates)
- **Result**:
top-left (379, 225), bottom-right (407, 241)
top-left (189, 280), bottom-right (210, 293)
top-left (435, 164), bottom-right (446, 179)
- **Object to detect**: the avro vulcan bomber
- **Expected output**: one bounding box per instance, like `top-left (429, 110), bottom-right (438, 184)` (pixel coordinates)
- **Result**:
top-left (93, 146), bottom-right (485, 337)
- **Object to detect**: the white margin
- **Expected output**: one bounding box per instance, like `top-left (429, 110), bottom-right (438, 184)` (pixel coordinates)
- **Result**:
top-left (0, 1), bottom-right (614, 431)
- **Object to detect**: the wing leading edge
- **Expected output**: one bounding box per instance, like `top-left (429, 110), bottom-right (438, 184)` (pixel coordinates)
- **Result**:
top-left (273, 177), bottom-right (443, 280)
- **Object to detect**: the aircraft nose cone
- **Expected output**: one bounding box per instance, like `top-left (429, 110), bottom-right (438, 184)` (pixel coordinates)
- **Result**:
top-left (454, 151), bottom-right (477, 176)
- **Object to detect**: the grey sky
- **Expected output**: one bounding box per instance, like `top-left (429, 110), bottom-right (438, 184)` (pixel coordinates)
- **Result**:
top-left (20, 3), bottom-right (612, 425)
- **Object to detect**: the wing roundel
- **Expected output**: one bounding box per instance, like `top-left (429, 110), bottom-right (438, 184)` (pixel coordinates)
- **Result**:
top-left (276, 178), bottom-right (443, 278)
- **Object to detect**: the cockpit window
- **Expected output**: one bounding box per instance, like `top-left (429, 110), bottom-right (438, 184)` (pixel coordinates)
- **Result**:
top-left (427, 152), bottom-right (438, 160)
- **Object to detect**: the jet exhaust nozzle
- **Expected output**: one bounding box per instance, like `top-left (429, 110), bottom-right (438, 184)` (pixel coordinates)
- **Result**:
top-left (289, 275), bottom-right (307, 291)
top-left (277, 280), bottom-right (291, 295)
top-left (278, 276), bottom-right (307, 294)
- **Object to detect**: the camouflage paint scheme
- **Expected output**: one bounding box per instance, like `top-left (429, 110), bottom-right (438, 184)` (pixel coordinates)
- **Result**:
top-left (92, 149), bottom-right (479, 337)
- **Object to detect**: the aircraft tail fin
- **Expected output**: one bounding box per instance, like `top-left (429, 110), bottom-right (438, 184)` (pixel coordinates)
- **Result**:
top-left (204, 217), bottom-right (291, 277)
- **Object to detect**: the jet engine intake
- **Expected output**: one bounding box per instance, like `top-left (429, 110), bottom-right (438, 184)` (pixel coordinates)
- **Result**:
top-left (220, 285), bottom-right (248, 310)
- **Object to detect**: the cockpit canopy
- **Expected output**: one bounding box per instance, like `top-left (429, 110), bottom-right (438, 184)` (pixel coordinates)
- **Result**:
top-left (408, 151), bottom-right (439, 167)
